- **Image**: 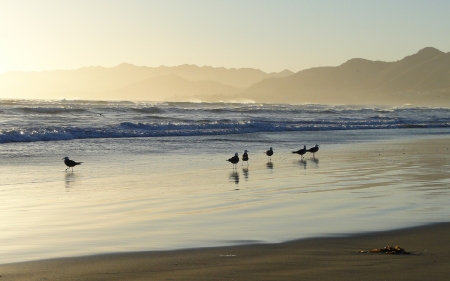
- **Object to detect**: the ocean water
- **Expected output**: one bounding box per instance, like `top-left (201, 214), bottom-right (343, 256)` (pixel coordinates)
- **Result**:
top-left (1, 99), bottom-right (450, 143)
top-left (1, 99), bottom-right (450, 264)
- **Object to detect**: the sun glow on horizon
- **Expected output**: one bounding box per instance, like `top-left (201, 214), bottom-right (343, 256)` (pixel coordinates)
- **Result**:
top-left (0, 0), bottom-right (449, 105)
top-left (0, 0), bottom-right (449, 75)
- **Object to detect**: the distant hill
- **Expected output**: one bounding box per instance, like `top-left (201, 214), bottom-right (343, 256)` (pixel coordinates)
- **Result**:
top-left (241, 47), bottom-right (450, 106)
top-left (1, 47), bottom-right (449, 106)
top-left (0, 64), bottom-right (292, 100)
top-left (105, 74), bottom-right (242, 101)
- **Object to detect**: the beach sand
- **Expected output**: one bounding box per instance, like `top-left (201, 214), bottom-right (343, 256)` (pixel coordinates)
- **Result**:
top-left (1, 133), bottom-right (450, 279)
top-left (1, 222), bottom-right (449, 281)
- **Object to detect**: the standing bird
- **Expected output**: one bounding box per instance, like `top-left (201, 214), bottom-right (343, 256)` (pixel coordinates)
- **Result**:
top-left (242, 150), bottom-right (249, 166)
top-left (63, 157), bottom-right (83, 171)
top-left (227, 153), bottom-right (239, 168)
top-left (308, 144), bottom-right (320, 157)
top-left (292, 145), bottom-right (307, 159)
top-left (266, 147), bottom-right (274, 161)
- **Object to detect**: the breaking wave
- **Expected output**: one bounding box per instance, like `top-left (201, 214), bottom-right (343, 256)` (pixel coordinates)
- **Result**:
top-left (1, 118), bottom-right (449, 143)
top-left (1, 99), bottom-right (449, 143)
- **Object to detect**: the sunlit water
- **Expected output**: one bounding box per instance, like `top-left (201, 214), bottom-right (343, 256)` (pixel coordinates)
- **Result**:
top-left (1, 100), bottom-right (450, 264)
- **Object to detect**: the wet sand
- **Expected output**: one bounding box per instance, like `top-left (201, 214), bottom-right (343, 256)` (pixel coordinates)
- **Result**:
top-left (1, 133), bottom-right (450, 278)
top-left (1, 222), bottom-right (449, 281)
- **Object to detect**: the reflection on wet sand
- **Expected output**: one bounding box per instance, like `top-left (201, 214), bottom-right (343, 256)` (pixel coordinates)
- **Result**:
top-left (242, 167), bottom-right (249, 180)
top-left (309, 157), bottom-right (319, 168)
top-left (266, 161), bottom-right (274, 169)
top-left (229, 171), bottom-right (239, 184)
top-left (64, 172), bottom-right (78, 189)
top-left (296, 157), bottom-right (319, 169)
top-left (298, 159), bottom-right (307, 169)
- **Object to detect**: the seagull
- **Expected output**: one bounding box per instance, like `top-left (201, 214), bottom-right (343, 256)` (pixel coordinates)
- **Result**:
top-left (292, 145), bottom-right (307, 158)
top-left (227, 153), bottom-right (239, 168)
top-left (63, 157), bottom-right (83, 171)
top-left (242, 150), bottom-right (249, 165)
top-left (308, 144), bottom-right (319, 157)
top-left (266, 147), bottom-right (273, 161)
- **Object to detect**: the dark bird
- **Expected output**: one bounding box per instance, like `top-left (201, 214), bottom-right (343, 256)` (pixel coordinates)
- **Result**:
top-left (266, 147), bottom-right (274, 161)
top-left (308, 144), bottom-right (319, 157)
top-left (227, 152), bottom-right (239, 168)
top-left (63, 157), bottom-right (83, 171)
top-left (242, 150), bottom-right (249, 165)
top-left (292, 145), bottom-right (307, 158)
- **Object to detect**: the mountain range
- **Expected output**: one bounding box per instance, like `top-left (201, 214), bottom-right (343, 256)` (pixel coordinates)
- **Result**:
top-left (0, 64), bottom-right (292, 101)
top-left (241, 47), bottom-right (450, 106)
top-left (1, 47), bottom-right (449, 106)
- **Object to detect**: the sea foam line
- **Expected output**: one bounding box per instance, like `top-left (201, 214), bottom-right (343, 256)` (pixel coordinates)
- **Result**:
top-left (0, 119), bottom-right (448, 143)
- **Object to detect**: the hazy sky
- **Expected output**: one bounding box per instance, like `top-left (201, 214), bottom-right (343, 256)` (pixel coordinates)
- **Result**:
top-left (0, 0), bottom-right (449, 74)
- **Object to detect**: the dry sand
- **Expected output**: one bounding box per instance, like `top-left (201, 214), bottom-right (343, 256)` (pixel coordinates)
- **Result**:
top-left (1, 222), bottom-right (449, 281)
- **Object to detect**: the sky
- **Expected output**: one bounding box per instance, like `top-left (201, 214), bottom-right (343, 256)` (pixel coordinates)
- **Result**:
top-left (0, 0), bottom-right (449, 74)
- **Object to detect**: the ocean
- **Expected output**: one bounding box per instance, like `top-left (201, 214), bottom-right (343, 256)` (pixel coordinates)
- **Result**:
top-left (1, 99), bottom-right (450, 143)
top-left (1, 99), bottom-right (450, 264)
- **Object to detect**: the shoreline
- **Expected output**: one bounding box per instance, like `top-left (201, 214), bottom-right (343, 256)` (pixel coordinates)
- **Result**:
top-left (1, 222), bottom-right (449, 280)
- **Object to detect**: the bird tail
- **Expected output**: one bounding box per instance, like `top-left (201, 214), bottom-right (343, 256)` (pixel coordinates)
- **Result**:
top-left (292, 151), bottom-right (297, 154)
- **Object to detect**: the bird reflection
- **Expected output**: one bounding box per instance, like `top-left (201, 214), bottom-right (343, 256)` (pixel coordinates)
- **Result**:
top-left (298, 159), bottom-right (307, 169)
top-left (295, 157), bottom-right (319, 169)
top-left (266, 161), bottom-right (274, 169)
top-left (242, 167), bottom-right (249, 180)
top-left (310, 157), bottom-right (319, 165)
top-left (64, 172), bottom-right (77, 189)
top-left (307, 157), bottom-right (319, 169)
top-left (229, 171), bottom-right (240, 184)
